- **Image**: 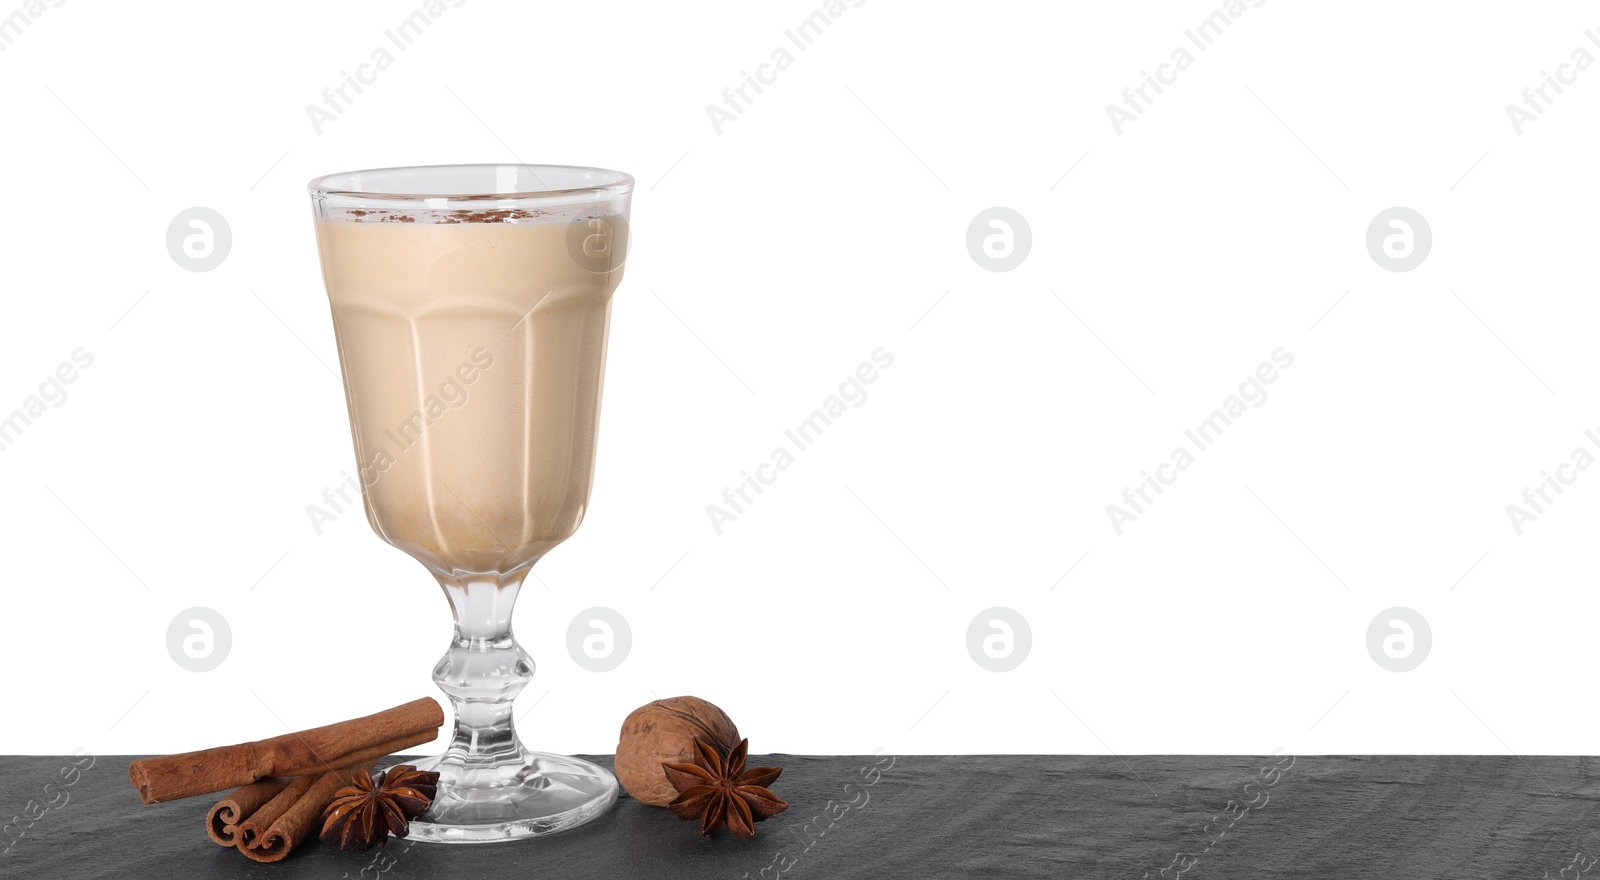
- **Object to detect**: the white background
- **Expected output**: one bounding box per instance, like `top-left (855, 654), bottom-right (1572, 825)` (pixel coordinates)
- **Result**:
top-left (1, 0), bottom-right (1596, 758)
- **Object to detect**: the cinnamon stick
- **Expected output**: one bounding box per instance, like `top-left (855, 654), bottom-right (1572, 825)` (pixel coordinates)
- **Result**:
top-left (235, 776), bottom-right (318, 849)
top-left (206, 777), bottom-right (292, 846)
top-left (321, 731), bottom-right (437, 775)
top-left (239, 762), bottom-right (375, 863)
top-left (129, 697), bottom-right (443, 804)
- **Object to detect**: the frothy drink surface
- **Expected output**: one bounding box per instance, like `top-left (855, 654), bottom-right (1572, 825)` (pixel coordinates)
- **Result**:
top-left (315, 207), bottom-right (623, 574)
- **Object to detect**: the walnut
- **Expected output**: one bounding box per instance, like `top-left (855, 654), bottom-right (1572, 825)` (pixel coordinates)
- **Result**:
top-left (614, 697), bottom-right (740, 806)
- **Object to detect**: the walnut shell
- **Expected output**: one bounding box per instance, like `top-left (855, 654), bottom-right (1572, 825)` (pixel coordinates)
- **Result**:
top-left (615, 696), bottom-right (740, 806)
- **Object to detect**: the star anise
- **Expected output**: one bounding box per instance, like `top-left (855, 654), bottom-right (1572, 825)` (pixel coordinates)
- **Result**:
top-left (662, 738), bottom-right (788, 839)
top-left (319, 765), bottom-right (440, 852)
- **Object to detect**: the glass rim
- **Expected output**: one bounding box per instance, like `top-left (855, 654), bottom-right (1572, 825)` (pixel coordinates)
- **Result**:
top-left (307, 163), bottom-right (634, 202)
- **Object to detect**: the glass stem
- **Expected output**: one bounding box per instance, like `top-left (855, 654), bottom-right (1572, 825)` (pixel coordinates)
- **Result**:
top-left (433, 571), bottom-right (534, 770)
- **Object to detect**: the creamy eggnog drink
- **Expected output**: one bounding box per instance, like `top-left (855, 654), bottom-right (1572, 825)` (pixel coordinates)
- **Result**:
top-left (316, 204), bottom-right (625, 574)
top-left (309, 165), bottom-right (632, 843)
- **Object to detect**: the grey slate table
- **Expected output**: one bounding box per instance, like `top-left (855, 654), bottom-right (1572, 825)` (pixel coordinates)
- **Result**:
top-left (3, 755), bottom-right (1598, 878)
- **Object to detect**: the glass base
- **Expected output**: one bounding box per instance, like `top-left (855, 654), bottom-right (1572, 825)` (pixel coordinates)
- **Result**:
top-left (392, 750), bottom-right (618, 844)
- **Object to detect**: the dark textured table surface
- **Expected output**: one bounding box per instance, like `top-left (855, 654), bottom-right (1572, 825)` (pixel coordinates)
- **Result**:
top-left (3, 754), bottom-right (1599, 878)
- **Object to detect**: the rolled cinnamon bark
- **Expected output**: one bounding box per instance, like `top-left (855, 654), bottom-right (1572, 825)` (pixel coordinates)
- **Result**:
top-left (235, 776), bottom-right (318, 849)
top-left (129, 697), bottom-right (442, 804)
top-left (321, 731), bottom-right (437, 775)
top-left (240, 762), bottom-right (375, 863)
top-left (206, 777), bottom-right (292, 846)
